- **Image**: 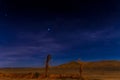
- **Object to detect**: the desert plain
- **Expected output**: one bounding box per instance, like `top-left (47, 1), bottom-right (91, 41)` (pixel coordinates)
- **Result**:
top-left (0, 60), bottom-right (120, 80)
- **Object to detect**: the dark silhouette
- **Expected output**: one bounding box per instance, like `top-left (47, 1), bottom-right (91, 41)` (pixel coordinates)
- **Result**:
top-left (77, 59), bottom-right (84, 80)
top-left (45, 54), bottom-right (51, 78)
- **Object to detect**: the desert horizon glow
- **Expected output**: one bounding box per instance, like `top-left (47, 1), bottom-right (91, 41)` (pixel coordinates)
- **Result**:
top-left (0, 0), bottom-right (120, 67)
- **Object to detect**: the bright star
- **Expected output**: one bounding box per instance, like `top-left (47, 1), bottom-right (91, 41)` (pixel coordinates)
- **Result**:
top-left (48, 28), bottom-right (51, 32)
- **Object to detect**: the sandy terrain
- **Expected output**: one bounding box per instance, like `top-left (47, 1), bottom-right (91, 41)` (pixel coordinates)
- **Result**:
top-left (0, 60), bottom-right (120, 80)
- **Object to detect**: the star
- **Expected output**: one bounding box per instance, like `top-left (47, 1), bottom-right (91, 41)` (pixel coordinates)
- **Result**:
top-left (48, 28), bottom-right (51, 32)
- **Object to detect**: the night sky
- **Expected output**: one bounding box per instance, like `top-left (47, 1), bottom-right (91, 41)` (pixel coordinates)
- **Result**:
top-left (0, 0), bottom-right (120, 67)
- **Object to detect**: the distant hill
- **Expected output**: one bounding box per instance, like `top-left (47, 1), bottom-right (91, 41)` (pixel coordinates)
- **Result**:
top-left (55, 60), bottom-right (120, 71)
top-left (0, 60), bottom-right (120, 73)
top-left (55, 61), bottom-right (81, 68)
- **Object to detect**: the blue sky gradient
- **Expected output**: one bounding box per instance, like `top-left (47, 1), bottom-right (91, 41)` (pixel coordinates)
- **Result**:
top-left (0, 0), bottom-right (120, 67)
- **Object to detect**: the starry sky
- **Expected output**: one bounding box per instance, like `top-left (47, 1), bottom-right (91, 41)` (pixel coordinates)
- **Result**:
top-left (0, 0), bottom-right (120, 67)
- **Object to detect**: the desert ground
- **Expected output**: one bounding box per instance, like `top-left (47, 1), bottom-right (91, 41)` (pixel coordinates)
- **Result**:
top-left (0, 60), bottom-right (120, 80)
